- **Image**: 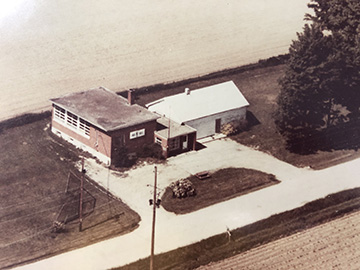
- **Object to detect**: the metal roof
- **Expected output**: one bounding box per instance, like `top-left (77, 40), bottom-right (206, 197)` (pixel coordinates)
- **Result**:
top-left (50, 87), bottom-right (159, 132)
top-left (146, 81), bottom-right (249, 124)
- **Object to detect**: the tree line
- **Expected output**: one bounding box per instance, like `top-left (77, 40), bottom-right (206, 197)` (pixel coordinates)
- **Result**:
top-left (275, 0), bottom-right (360, 153)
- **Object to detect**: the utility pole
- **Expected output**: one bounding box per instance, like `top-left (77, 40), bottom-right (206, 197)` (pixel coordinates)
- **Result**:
top-left (79, 158), bottom-right (85, 232)
top-left (150, 166), bottom-right (159, 270)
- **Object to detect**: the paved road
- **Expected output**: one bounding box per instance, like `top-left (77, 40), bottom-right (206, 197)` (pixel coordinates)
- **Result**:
top-left (14, 138), bottom-right (360, 270)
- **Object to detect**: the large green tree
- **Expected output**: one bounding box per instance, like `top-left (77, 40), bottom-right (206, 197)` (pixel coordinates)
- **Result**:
top-left (307, 0), bottom-right (360, 44)
top-left (276, 0), bottom-right (360, 152)
top-left (307, 0), bottom-right (360, 120)
top-left (275, 24), bottom-right (336, 152)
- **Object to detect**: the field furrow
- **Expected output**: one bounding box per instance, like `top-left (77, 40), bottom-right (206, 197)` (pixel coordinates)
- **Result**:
top-left (198, 211), bottom-right (360, 269)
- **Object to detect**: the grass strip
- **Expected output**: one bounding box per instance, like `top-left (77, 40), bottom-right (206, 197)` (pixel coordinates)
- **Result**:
top-left (115, 187), bottom-right (360, 270)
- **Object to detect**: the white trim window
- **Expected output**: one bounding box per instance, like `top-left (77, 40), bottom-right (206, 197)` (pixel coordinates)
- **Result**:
top-left (79, 118), bottom-right (90, 136)
top-left (155, 136), bottom-right (162, 145)
top-left (130, 128), bottom-right (145, 139)
top-left (54, 105), bottom-right (65, 122)
top-left (66, 111), bottom-right (78, 129)
top-left (53, 104), bottom-right (90, 138)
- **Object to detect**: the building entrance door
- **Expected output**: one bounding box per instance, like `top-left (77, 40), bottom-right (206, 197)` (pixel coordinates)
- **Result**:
top-left (182, 135), bottom-right (188, 149)
top-left (215, 118), bottom-right (221, 133)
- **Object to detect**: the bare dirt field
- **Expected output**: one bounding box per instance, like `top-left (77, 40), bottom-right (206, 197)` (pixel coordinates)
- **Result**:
top-left (0, 117), bottom-right (140, 269)
top-left (198, 211), bottom-right (360, 270)
top-left (0, 0), bottom-right (309, 121)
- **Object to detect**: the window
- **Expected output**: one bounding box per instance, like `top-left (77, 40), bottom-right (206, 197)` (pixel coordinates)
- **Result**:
top-left (79, 118), bottom-right (90, 136)
top-left (215, 118), bottom-right (221, 133)
top-left (66, 111), bottom-right (78, 129)
top-left (130, 128), bottom-right (145, 139)
top-left (53, 104), bottom-right (90, 138)
top-left (169, 137), bottom-right (180, 150)
top-left (155, 137), bottom-right (162, 145)
top-left (54, 105), bottom-right (65, 122)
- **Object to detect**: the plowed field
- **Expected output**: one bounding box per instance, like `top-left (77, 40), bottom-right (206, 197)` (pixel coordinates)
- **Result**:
top-left (0, 0), bottom-right (308, 121)
top-left (198, 211), bottom-right (360, 269)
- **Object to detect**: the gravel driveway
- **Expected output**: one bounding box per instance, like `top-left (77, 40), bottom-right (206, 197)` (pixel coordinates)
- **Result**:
top-left (14, 138), bottom-right (360, 270)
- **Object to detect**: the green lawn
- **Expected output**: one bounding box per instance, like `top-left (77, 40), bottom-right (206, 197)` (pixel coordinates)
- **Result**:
top-left (0, 114), bottom-right (140, 269)
top-left (161, 168), bottom-right (279, 214)
top-left (128, 63), bottom-right (360, 169)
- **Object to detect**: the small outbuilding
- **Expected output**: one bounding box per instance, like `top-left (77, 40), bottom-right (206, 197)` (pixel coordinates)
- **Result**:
top-left (154, 116), bottom-right (197, 158)
top-left (146, 81), bottom-right (249, 138)
top-left (50, 87), bottom-right (159, 165)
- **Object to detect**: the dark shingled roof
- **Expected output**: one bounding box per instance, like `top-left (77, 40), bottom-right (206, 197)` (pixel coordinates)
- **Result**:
top-left (50, 87), bottom-right (159, 132)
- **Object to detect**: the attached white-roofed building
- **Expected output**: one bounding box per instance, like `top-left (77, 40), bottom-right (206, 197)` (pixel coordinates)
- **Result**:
top-left (146, 81), bottom-right (249, 138)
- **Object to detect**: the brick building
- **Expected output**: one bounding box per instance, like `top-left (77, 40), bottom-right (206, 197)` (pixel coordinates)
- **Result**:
top-left (154, 116), bottom-right (197, 158)
top-left (50, 87), bottom-right (159, 165)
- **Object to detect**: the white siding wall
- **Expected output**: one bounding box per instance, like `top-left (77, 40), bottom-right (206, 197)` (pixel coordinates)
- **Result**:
top-left (185, 107), bottom-right (247, 138)
top-left (51, 126), bottom-right (111, 165)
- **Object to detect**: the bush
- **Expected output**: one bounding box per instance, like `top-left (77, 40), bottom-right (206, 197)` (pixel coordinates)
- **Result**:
top-left (138, 143), bottom-right (163, 159)
top-left (112, 147), bottom-right (135, 168)
top-left (170, 179), bottom-right (196, 198)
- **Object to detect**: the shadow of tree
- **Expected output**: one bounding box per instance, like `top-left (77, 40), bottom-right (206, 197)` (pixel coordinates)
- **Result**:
top-left (285, 120), bottom-right (360, 155)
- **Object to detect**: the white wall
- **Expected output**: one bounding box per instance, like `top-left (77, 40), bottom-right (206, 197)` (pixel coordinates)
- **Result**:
top-left (51, 126), bottom-right (111, 165)
top-left (185, 107), bottom-right (247, 138)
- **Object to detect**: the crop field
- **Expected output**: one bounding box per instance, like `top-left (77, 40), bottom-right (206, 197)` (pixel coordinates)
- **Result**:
top-left (198, 211), bottom-right (360, 269)
top-left (0, 116), bottom-right (140, 269)
top-left (117, 188), bottom-right (360, 270)
top-left (0, 0), bottom-right (308, 121)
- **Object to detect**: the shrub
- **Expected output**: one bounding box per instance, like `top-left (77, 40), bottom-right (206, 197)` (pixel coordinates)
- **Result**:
top-left (170, 179), bottom-right (196, 198)
top-left (112, 147), bottom-right (135, 168)
top-left (138, 143), bottom-right (163, 159)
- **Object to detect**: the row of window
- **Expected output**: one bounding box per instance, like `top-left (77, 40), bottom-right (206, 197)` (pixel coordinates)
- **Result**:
top-left (54, 105), bottom-right (90, 137)
top-left (55, 104), bottom-right (150, 142)
top-left (130, 129), bottom-right (145, 139)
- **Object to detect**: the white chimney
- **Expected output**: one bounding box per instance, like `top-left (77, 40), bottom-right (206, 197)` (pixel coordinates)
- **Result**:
top-left (185, 88), bottom-right (190, 95)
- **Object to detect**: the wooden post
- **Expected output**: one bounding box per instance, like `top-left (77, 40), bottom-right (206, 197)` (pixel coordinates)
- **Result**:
top-left (65, 172), bottom-right (71, 193)
top-left (79, 158), bottom-right (85, 232)
top-left (226, 227), bottom-right (232, 243)
top-left (150, 166), bottom-right (157, 270)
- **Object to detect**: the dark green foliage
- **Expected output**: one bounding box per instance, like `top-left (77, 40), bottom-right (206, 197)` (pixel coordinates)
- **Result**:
top-left (112, 147), bottom-right (134, 168)
top-left (307, 0), bottom-right (360, 118)
top-left (0, 111), bottom-right (51, 134)
top-left (276, 0), bottom-right (360, 152)
top-left (138, 143), bottom-right (163, 159)
top-left (275, 25), bottom-right (336, 152)
top-left (306, 0), bottom-right (360, 44)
